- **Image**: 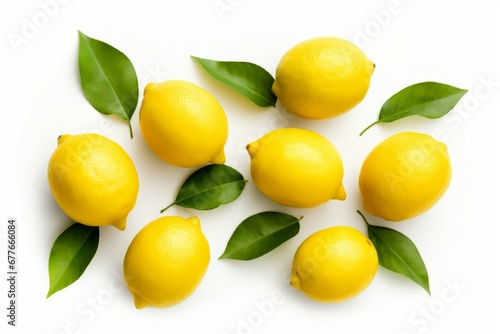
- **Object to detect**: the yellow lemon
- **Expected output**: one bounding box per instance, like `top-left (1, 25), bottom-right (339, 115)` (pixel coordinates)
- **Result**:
top-left (47, 133), bottom-right (139, 230)
top-left (123, 216), bottom-right (210, 309)
top-left (291, 226), bottom-right (378, 303)
top-left (359, 132), bottom-right (452, 222)
top-left (246, 128), bottom-right (345, 208)
top-left (139, 80), bottom-right (228, 168)
top-left (272, 36), bottom-right (375, 119)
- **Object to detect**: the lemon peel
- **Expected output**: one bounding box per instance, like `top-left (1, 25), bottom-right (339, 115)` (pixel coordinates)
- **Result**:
top-left (139, 80), bottom-right (228, 168)
top-left (247, 128), bottom-right (345, 208)
top-left (123, 216), bottom-right (210, 309)
top-left (291, 226), bottom-right (378, 303)
top-left (272, 36), bottom-right (374, 119)
top-left (359, 132), bottom-right (452, 221)
top-left (47, 133), bottom-right (139, 230)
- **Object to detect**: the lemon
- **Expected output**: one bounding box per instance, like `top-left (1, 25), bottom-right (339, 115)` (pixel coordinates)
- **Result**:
top-left (47, 133), bottom-right (139, 230)
top-left (139, 80), bottom-right (228, 168)
top-left (123, 215), bottom-right (210, 309)
top-left (272, 36), bottom-right (375, 119)
top-left (246, 128), bottom-right (345, 208)
top-left (359, 132), bottom-right (452, 222)
top-left (291, 226), bottom-right (378, 303)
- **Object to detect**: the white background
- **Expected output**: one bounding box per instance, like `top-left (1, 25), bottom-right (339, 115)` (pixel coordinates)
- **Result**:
top-left (2, 0), bottom-right (500, 333)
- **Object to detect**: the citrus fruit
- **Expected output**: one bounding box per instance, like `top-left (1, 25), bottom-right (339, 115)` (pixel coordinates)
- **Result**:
top-left (123, 215), bottom-right (210, 309)
top-left (291, 226), bottom-right (378, 303)
top-left (139, 79), bottom-right (228, 168)
top-left (359, 132), bottom-right (452, 222)
top-left (47, 133), bottom-right (139, 230)
top-left (272, 36), bottom-right (375, 119)
top-left (246, 128), bottom-right (345, 208)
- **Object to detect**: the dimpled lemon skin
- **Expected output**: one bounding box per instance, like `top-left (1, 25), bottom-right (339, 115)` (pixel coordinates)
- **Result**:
top-left (123, 216), bottom-right (210, 309)
top-left (247, 128), bottom-right (346, 208)
top-left (139, 80), bottom-right (228, 168)
top-left (359, 132), bottom-right (452, 222)
top-left (47, 134), bottom-right (139, 230)
top-left (291, 226), bottom-right (378, 303)
top-left (272, 36), bottom-right (375, 120)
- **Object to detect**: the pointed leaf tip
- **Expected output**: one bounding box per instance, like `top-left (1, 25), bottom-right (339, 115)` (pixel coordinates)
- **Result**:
top-left (192, 56), bottom-right (277, 108)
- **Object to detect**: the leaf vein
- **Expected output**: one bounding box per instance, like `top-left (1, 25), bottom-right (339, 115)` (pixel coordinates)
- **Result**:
top-left (175, 179), bottom-right (246, 205)
top-left (49, 226), bottom-right (98, 296)
top-left (80, 35), bottom-right (129, 119)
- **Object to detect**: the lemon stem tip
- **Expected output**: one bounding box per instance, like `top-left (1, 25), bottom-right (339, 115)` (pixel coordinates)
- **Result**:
top-left (290, 272), bottom-right (301, 290)
top-left (133, 296), bottom-right (148, 309)
top-left (112, 217), bottom-right (127, 231)
top-left (333, 184), bottom-right (346, 201)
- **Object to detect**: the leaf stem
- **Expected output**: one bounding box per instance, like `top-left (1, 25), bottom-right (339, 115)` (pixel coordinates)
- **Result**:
top-left (356, 210), bottom-right (371, 226)
top-left (160, 202), bottom-right (175, 213)
top-left (359, 120), bottom-right (379, 136)
top-left (127, 121), bottom-right (133, 139)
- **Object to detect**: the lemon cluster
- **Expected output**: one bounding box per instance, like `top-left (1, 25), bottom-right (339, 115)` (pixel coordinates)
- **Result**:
top-left (47, 36), bottom-right (452, 308)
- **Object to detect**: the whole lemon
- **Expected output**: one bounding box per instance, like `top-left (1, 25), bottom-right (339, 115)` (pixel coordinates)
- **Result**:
top-left (272, 36), bottom-right (375, 119)
top-left (359, 132), bottom-right (452, 222)
top-left (123, 215), bottom-right (210, 309)
top-left (247, 128), bottom-right (345, 208)
top-left (47, 133), bottom-right (139, 230)
top-left (291, 226), bottom-right (378, 303)
top-left (139, 80), bottom-right (228, 168)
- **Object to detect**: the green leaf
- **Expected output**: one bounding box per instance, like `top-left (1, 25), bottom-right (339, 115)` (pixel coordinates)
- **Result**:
top-left (360, 82), bottom-right (468, 135)
top-left (219, 212), bottom-right (302, 261)
top-left (161, 164), bottom-right (247, 212)
top-left (47, 223), bottom-right (99, 298)
top-left (357, 211), bottom-right (430, 295)
top-left (78, 30), bottom-right (139, 138)
top-left (192, 56), bottom-right (277, 107)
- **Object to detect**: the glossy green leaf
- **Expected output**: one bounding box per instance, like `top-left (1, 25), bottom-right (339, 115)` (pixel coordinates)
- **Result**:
top-left (162, 164), bottom-right (247, 212)
top-left (47, 223), bottom-right (99, 298)
top-left (192, 56), bottom-right (277, 107)
top-left (219, 212), bottom-right (302, 261)
top-left (360, 82), bottom-right (468, 135)
top-left (78, 30), bottom-right (139, 138)
top-left (357, 211), bottom-right (430, 295)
